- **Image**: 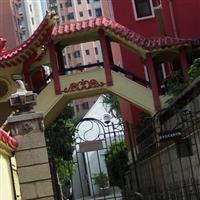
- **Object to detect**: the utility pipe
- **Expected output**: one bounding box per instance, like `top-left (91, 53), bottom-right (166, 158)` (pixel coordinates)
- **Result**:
top-left (168, 0), bottom-right (178, 37)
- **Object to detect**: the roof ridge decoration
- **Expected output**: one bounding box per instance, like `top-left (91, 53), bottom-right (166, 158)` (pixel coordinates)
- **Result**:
top-left (52, 16), bottom-right (200, 52)
top-left (0, 11), bottom-right (56, 67)
top-left (1, 15), bottom-right (200, 67)
top-left (0, 128), bottom-right (18, 150)
top-left (0, 37), bottom-right (6, 54)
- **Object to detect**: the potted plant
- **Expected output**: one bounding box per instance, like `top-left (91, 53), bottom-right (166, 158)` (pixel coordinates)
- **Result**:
top-left (93, 172), bottom-right (109, 196)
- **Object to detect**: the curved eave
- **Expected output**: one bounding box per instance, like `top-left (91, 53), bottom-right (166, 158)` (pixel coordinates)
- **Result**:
top-left (0, 12), bottom-right (56, 68)
top-left (52, 17), bottom-right (199, 59)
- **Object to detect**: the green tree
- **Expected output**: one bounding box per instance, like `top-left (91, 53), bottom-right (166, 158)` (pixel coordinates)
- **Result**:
top-left (102, 94), bottom-right (121, 118)
top-left (188, 57), bottom-right (200, 81)
top-left (165, 70), bottom-right (187, 96)
top-left (45, 105), bottom-right (78, 183)
top-left (105, 140), bottom-right (128, 189)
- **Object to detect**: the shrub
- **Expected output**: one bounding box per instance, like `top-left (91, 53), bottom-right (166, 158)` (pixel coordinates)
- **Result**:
top-left (188, 58), bottom-right (200, 81)
top-left (93, 172), bottom-right (109, 188)
top-left (105, 140), bottom-right (128, 189)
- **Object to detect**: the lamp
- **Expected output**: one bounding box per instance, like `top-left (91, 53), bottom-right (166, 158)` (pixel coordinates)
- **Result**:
top-left (103, 113), bottom-right (111, 124)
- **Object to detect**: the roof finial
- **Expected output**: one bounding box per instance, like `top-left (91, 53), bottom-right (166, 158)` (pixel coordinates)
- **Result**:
top-left (0, 36), bottom-right (6, 54)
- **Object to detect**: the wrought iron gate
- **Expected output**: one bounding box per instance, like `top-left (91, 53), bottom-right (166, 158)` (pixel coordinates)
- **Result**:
top-left (71, 108), bottom-right (200, 200)
top-left (72, 117), bottom-right (133, 200)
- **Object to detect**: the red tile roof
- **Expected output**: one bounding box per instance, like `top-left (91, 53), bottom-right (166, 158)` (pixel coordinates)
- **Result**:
top-left (0, 15), bottom-right (200, 68)
top-left (0, 11), bottom-right (56, 67)
top-left (0, 128), bottom-right (18, 150)
top-left (52, 17), bottom-right (200, 51)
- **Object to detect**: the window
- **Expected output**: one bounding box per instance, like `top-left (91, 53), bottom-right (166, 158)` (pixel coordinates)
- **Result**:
top-left (87, 0), bottom-right (90, 3)
top-left (143, 65), bottom-right (149, 81)
top-left (73, 50), bottom-right (81, 58)
top-left (31, 17), bottom-right (34, 25)
top-left (61, 16), bottom-right (65, 22)
top-left (65, 0), bottom-right (72, 7)
top-left (95, 8), bottom-right (102, 17)
top-left (29, 4), bottom-right (32, 12)
top-left (76, 104), bottom-right (79, 112)
top-left (79, 11), bottom-right (83, 17)
top-left (132, 0), bottom-right (154, 20)
top-left (88, 9), bottom-right (92, 17)
top-left (82, 102), bottom-right (89, 110)
top-left (68, 53), bottom-right (71, 60)
top-left (77, 0), bottom-right (81, 4)
top-left (63, 55), bottom-right (67, 65)
top-left (67, 12), bottom-right (74, 20)
top-left (95, 47), bottom-right (98, 55)
top-left (85, 49), bottom-right (90, 55)
top-left (60, 3), bottom-right (63, 9)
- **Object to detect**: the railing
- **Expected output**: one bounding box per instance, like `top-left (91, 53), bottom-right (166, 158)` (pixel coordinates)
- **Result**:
top-left (36, 62), bottom-right (149, 94)
top-left (126, 106), bottom-right (200, 199)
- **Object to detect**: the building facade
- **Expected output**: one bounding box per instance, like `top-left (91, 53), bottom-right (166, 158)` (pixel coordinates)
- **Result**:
top-left (110, 0), bottom-right (200, 125)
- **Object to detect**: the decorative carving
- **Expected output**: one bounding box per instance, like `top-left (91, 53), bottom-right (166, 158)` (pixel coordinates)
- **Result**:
top-left (21, 121), bottom-right (34, 134)
top-left (62, 79), bottom-right (106, 93)
top-left (0, 79), bottom-right (9, 98)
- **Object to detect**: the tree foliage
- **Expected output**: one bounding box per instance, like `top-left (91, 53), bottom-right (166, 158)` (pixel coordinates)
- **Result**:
top-left (102, 94), bottom-right (121, 119)
top-left (188, 58), bottom-right (200, 81)
top-left (45, 105), bottom-right (77, 183)
top-left (105, 140), bottom-right (128, 189)
top-left (165, 70), bottom-right (187, 96)
top-left (54, 158), bottom-right (75, 184)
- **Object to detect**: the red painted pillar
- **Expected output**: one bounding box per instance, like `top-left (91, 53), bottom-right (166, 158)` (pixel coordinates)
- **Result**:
top-left (49, 41), bottom-right (61, 95)
top-left (146, 54), bottom-right (161, 111)
top-left (179, 48), bottom-right (188, 80)
top-left (98, 29), bottom-right (113, 86)
top-left (56, 45), bottom-right (65, 75)
top-left (22, 52), bottom-right (38, 90)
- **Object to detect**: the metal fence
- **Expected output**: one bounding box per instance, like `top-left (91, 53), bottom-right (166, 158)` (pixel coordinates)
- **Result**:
top-left (125, 105), bottom-right (200, 200)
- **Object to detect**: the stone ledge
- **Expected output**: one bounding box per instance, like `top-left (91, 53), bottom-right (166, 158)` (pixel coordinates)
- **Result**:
top-left (7, 112), bottom-right (43, 123)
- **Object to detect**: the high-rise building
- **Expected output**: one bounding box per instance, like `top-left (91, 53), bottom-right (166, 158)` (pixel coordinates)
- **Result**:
top-left (0, 0), bottom-right (47, 46)
top-left (0, 1), bottom-right (19, 49)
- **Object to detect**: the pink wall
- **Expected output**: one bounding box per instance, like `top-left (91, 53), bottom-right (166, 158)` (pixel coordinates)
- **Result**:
top-left (111, 0), bottom-right (200, 127)
top-left (162, 0), bottom-right (200, 38)
top-left (111, 0), bottom-right (160, 77)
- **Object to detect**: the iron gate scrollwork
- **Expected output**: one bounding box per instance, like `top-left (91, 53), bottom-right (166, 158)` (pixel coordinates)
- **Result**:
top-left (72, 117), bottom-right (133, 200)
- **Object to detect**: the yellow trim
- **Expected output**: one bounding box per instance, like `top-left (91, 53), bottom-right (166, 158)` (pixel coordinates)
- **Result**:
top-left (0, 141), bottom-right (13, 157)
top-left (34, 68), bottom-right (155, 126)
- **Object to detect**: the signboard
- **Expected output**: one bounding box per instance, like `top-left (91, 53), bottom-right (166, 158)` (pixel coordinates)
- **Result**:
top-left (79, 140), bottom-right (103, 153)
top-left (159, 128), bottom-right (182, 142)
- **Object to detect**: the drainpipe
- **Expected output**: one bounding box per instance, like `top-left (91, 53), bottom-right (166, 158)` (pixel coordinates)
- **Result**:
top-left (168, 0), bottom-right (178, 37)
